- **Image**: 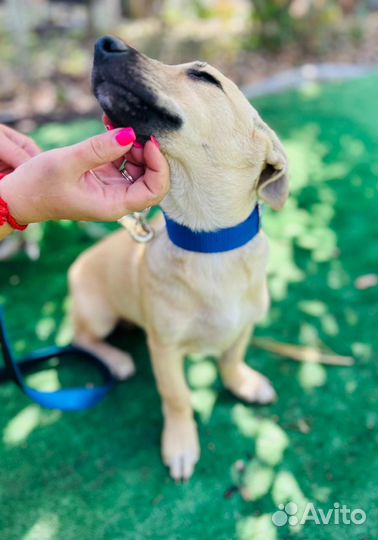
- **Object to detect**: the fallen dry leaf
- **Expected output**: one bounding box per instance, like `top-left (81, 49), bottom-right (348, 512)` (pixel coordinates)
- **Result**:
top-left (354, 274), bottom-right (378, 290)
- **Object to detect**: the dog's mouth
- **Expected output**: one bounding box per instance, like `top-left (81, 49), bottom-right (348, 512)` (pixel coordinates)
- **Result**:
top-left (92, 36), bottom-right (183, 143)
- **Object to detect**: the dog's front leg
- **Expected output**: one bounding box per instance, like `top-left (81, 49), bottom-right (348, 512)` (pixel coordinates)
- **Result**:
top-left (148, 339), bottom-right (200, 481)
top-left (219, 324), bottom-right (276, 404)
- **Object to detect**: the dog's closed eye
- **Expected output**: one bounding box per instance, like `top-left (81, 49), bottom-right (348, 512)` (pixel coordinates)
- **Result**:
top-left (187, 69), bottom-right (223, 91)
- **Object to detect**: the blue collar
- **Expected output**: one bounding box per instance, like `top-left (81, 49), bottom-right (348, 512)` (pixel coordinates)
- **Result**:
top-left (163, 205), bottom-right (260, 253)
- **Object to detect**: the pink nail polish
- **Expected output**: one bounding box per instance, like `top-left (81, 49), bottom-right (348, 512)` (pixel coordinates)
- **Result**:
top-left (133, 141), bottom-right (143, 149)
top-left (115, 127), bottom-right (136, 146)
top-left (150, 135), bottom-right (160, 149)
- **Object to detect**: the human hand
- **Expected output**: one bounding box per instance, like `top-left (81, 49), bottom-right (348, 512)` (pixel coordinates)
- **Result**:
top-left (0, 124), bottom-right (41, 175)
top-left (0, 128), bottom-right (169, 226)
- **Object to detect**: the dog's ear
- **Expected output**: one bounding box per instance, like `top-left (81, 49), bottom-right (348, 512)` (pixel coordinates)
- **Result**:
top-left (254, 120), bottom-right (289, 210)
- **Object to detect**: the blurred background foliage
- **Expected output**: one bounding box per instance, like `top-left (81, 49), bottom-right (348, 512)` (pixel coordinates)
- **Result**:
top-left (0, 0), bottom-right (377, 128)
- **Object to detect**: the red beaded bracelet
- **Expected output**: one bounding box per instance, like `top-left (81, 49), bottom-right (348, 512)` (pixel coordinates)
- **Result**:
top-left (0, 172), bottom-right (28, 231)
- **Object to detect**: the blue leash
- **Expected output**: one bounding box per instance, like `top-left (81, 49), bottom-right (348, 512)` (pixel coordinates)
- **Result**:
top-left (0, 307), bottom-right (117, 411)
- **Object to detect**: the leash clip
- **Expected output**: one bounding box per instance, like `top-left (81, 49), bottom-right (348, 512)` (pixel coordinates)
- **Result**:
top-left (118, 209), bottom-right (155, 243)
top-left (118, 159), bottom-right (155, 243)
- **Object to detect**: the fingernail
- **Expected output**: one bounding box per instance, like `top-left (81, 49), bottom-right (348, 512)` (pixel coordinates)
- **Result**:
top-left (133, 141), bottom-right (144, 149)
top-left (115, 127), bottom-right (136, 146)
top-left (150, 135), bottom-right (160, 149)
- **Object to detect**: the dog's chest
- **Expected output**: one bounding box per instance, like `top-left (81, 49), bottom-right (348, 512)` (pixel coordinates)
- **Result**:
top-left (187, 290), bottom-right (259, 354)
top-left (146, 233), bottom-right (269, 355)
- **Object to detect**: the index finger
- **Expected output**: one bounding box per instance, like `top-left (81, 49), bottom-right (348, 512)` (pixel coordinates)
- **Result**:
top-left (125, 144), bottom-right (145, 165)
top-left (123, 141), bottom-right (170, 211)
top-left (113, 141), bottom-right (144, 170)
top-left (141, 139), bottom-right (169, 196)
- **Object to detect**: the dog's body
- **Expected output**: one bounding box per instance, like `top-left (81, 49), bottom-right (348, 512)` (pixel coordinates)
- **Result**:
top-left (69, 36), bottom-right (288, 479)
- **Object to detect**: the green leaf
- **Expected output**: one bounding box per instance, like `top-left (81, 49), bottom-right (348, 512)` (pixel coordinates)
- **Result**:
top-left (242, 460), bottom-right (274, 501)
top-left (237, 514), bottom-right (277, 540)
top-left (255, 420), bottom-right (289, 466)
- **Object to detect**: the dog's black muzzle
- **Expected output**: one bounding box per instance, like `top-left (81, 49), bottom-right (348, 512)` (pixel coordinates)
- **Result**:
top-left (92, 36), bottom-right (182, 142)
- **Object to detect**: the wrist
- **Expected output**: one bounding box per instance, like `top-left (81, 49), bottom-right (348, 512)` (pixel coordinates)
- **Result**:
top-left (0, 171), bottom-right (32, 227)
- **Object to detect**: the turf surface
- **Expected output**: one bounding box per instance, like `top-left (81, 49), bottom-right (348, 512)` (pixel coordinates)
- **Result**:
top-left (0, 76), bottom-right (377, 540)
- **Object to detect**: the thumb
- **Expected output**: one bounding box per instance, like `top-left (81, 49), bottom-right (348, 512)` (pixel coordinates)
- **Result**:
top-left (63, 128), bottom-right (137, 173)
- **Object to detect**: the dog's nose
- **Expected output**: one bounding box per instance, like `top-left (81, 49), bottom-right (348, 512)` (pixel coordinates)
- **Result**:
top-left (95, 36), bottom-right (129, 57)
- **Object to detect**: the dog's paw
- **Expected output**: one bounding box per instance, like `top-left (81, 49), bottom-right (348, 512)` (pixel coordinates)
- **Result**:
top-left (225, 364), bottom-right (277, 404)
top-left (99, 349), bottom-right (136, 381)
top-left (162, 418), bottom-right (200, 481)
top-left (75, 339), bottom-right (136, 382)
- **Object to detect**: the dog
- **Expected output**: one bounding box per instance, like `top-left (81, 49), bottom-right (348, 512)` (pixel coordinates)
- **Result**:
top-left (69, 36), bottom-right (289, 480)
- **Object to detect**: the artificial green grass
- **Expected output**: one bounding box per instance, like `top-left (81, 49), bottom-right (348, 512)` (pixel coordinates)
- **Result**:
top-left (0, 75), bottom-right (377, 540)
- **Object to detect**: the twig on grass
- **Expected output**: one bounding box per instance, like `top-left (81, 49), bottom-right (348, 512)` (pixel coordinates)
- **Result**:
top-left (252, 338), bottom-right (354, 366)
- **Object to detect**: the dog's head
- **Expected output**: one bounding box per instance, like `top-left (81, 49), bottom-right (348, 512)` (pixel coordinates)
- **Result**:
top-left (93, 36), bottom-right (288, 230)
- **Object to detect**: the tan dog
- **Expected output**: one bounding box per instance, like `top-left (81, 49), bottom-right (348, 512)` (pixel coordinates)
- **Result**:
top-left (69, 36), bottom-right (288, 480)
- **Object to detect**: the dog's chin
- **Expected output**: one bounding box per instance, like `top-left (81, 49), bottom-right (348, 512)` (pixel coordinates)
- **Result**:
top-left (94, 80), bottom-right (183, 143)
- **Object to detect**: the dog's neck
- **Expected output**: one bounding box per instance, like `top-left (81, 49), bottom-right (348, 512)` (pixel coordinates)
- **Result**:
top-left (160, 162), bottom-right (258, 232)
